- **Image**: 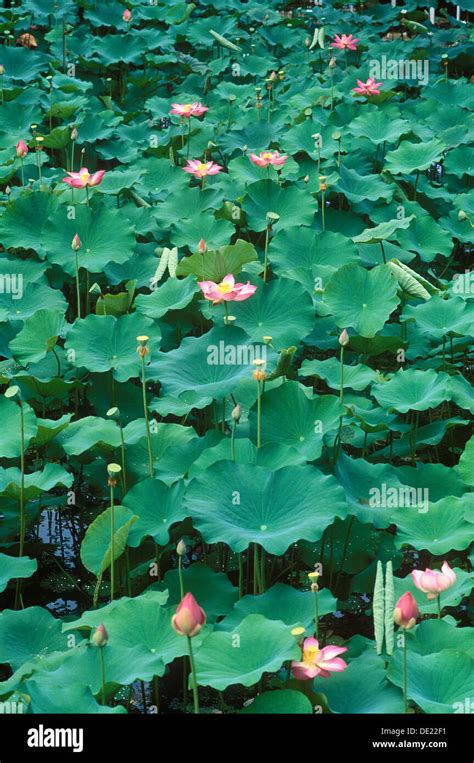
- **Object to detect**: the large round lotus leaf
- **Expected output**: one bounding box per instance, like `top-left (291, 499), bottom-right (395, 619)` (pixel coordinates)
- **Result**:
top-left (384, 138), bottom-right (445, 174)
top-left (152, 563), bottom-right (238, 619)
top-left (23, 674), bottom-right (127, 714)
top-left (121, 478), bottom-right (187, 547)
top-left (171, 212), bottom-right (234, 249)
top-left (321, 652), bottom-right (403, 714)
top-left (229, 277), bottom-right (314, 347)
top-left (405, 619), bottom-right (474, 657)
top-left (57, 416), bottom-right (121, 455)
top-left (0, 396), bottom-right (37, 458)
top-left (248, 381), bottom-right (341, 459)
top-left (459, 436), bottom-right (474, 487)
top-left (349, 110), bottom-right (410, 145)
top-left (372, 368), bottom-right (449, 413)
top-left (402, 296), bottom-right (474, 339)
top-left (149, 390), bottom-right (213, 417)
top-left (9, 309), bottom-right (65, 365)
top-left (176, 240), bottom-right (258, 282)
top-left (0, 193), bottom-right (58, 256)
top-left (270, 228), bottom-right (359, 278)
top-left (396, 216), bottom-right (453, 262)
top-left (148, 326), bottom-right (267, 401)
top-left (184, 461), bottom-right (347, 554)
top-left (61, 591), bottom-right (169, 633)
top-left (323, 263), bottom-right (399, 338)
top-left (394, 495), bottom-right (474, 554)
top-left (216, 583), bottom-right (336, 632)
top-left (194, 614), bottom-right (300, 690)
top-left (0, 463), bottom-right (72, 502)
top-left (65, 313), bottom-right (160, 382)
top-left (240, 689), bottom-right (313, 714)
top-left (448, 375), bottom-right (474, 414)
top-left (335, 166), bottom-right (394, 204)
top-left (352, 215), bottom-right (415, 245)
top-left (334, 452), bottom-right (403, 528)
top-left (0, 46), bottom-right (50, 83)
top-left (42, 204), bottom-right (136, 276)
top-left (0, 607), bottom-right (69, 671)
top-left (387, 648), bottom-right (474, 714)
top-left (80, 506), bottom-right (138, 577)
top-left (242, 179), bottom-right (315, 232)
top-left (300, 358), bottom-right (378, 391)
top-left (134, 276), bottom-right (199, 319)
top-left (393, 568), bottom-right (473, 615)
top-left (0, 554), bottom-right (37, 593)
top-left (0, 282), bottom-right (67, 323)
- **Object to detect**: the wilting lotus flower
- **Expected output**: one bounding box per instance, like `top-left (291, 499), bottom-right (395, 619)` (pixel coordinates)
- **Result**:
top-left (123, 9), bottom-right (131, 22)
top-left (353, 78), bottom-right (383, 96)
top-left (183, 159), bottom-right (222, 179)
top-left (63, 167), bottom-right (106, 188)
top-left (292, 637), bottom-right (347, 680)
top-left (393, 591), bottom-right (419, 630)
top-left (170, 102), bottom-right (208, 119)
top-left (172, 592), bottom-right (206, 638)
top-left (16, 33), bottom-right (37, 49)
top-left (198, 274), bottom-right (257, 304)
top-left (330, 33), bottom-right (359, 50)
top-left (16, 140), bottom-right (28, 158)
top-left (411, 562), bottom-right (456, 600)
top-left (250, 150), bottom-right (288, 168)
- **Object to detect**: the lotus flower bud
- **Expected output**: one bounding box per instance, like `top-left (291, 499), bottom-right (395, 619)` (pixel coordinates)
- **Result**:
top-left (329, 56), bottom-right (337, 69)
top-left (71, 233), bottom-right (82, 251)
top-left (305, 36), bottom-right (311, 46)
top-left (16, 140), bottom-right (28, 158)
top-left (231, 404), bottom-right (241, 422)
top-left (393, 591), bottom-right (419, 630)
top-left (198, 238), bottom-right (207, 253)
top-left (123, 9), bottom-right (132, 22)
top-left (339, 329), bottom-right (349, 347)
top-left (176, 539), bottom-right (186, 557)
top-left (70, 126), bottom-right (78, 141)
top-left (0, 65), bottom-right (5, 75)
top-left (92, 623), bottom-right (108, 647)
top-left (171, 592), bottom-right (206, 638)
top-left (458, 210), bottom-right (467, 221)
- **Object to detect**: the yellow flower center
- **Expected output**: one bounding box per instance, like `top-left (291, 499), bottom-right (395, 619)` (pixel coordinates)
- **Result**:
top-left (303, 645), bottom-right (320, 663)
top-left (197, 162), bottom-right (208, 172)
top-left (80, 170), bottom-right (90, 183)
top-left (262, 152), bottom-right (273, 159)
top-left (217, 281), bottom-right (232, 294)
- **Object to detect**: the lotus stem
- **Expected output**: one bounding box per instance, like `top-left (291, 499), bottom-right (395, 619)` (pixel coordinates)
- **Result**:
top-left (140, 353), bottom-right (154, 478)
top-left (231, 419), bottom-right (236, 461)
top-left (178, 556), bottom-right (185, 599)
top-left (109, 481), bottom-right (115, 601)
top-left (186, 119), bottom-right (191, 160)
top-left (20, 156), bottom-right (24, 189)
top-left (263, 224), bottom-right (270, 282)
top-left (313, 587), bottom-right (319, 638)
top-left (437, 594), bottom-right (441, 620)
top-left (99, 646), bottom-right (106, 705)
top-left (402, 630), bottom-right (408, 713)
top-left (74, 251), bottom-right (81, 319)
top-left (14, 398), bottom-right (26, 609)
top-left (186, 636), bottom-right (200, 714)
top-left (238, 552), bottom-right (243, 598)
top-left (256, 379), bottom-right (262, 448)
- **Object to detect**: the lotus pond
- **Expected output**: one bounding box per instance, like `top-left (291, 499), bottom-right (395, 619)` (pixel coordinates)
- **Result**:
top-left (0, 0), bottom-right (473, 718)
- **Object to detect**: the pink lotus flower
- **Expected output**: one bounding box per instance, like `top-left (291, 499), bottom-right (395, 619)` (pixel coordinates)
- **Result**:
top-left (393, 591), bottom-right (419, 630)
top-left (16, 140), bottom-right (28, 158)
top-left (183, 159), bottom-right (222, 179)
top-left (63, 167), bottom-right (106, 189)
top-left (170, 102), bottom-right (208, 119)
top-left (71, 233), bottom-right (82, 251)
top-left (171, 593), bottom-right (206, 638)
top-left (292, 637), bottom-right (347, 681)
top-left (353, 78), bottom-right (383, 97)
top-left (249, 150), bottom-right (288, 169)
top-left (330, 33), bottom-right (359, 51)
top-left (198, 274), bottom-right (257, 304)
top-left (123, 9), bottom-right (131, 22)
top-left (411, 562), bottom-right (456, 600)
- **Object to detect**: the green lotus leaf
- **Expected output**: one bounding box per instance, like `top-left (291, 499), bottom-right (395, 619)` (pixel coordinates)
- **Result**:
top-left (397, 216), bottom-right (453, 262)
top-left (458, 435), bottom-right (474, 486)
top-left (387, 648), bottom-right (474, 713)
top-left (0, 395), bottom-right (37, 458)
top-left (335, 166), bottom-right (394, 204)
top-left (404, 619), bottom-right (474, 657)
top-left (0, 463), bottom-right (73, 501)
top-left (0, 555), bottom-right (37, 593)
top-left (394, 495), bottom-right (474, 554)
top-left (184, 461), bottom-right (347, 554)
top-left (61, 590), bottom-right (169, 633)
top-left (0, 282), bottom-right (67, 322)
top-left (42, 204), bottom-right (136, 276)
top-left (448, 375), bottom-right (474, 414)
top-left (152, 563), bottom-right (238, 619)
top-left (176, 240), bottom-right (258, 282)
top-left (149, 390), bottom-right (213, 417)
top-left (323, 263), bottom-right (400, 338)
top-left (384, 138), bottom-right (446, 174)
top-left (217, 583), bottom-right (337, 631)
top-left (270, 228), bottom-right (359, 282)
top-left (80, 506), bottom-right (138, 577)
top-left (122, 478), bottom-right (187, 547)
top-left (321, 651), bottom-right (403, 714)
top-left (148, 326), bottom-right (267, 402)
top-left (352, 215), bottom-right (415, 245)
top-left (9, 309), bottom-right (65, 365)
top-left (349, 110), bottom-right (411, 145)
top-left (372, 368), bottom-right (449, 413)
top-left (402, 296), bottom-right (474, 339)
top-left (172, 213), bottom-right (234, 249)
top-left (248, 381), bottom-right (341, 459)
top-left (194, 614), bottom-right (300, 690)
top-left (300, 358), bottom-right (378, 391)
top-left (229, 277), bottom-right (314, 348)
top-left (134, 276), bottom-right (199, 319)
top-left (0, 46), bottom-right (50, 83)
top-left (242, 179), bottom-right (315, 232)
top-left (0, 607), bottom-right (69, 671)
top-left (65, 313), bottom-right (160, 382)
top-left (241, 688), bottom-right (313, 714)
top-left (22, 673), bottom-right (127, 714)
